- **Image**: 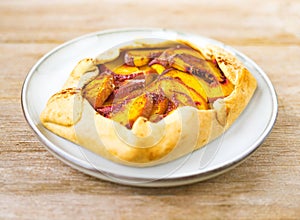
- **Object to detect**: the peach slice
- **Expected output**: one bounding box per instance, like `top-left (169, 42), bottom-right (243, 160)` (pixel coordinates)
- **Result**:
top-left (124, 49), bottom-right (164, 67)
top-left (113, 64), bottom-right (140, 75)
top-left (150, 64), bottom-right (165, 74)
top-left (149, 46), bottom-right (203, 67)
top-left (157, 77), bottom-right (208, 110)
top-left (151, 95), bottom-right (169, 115)
top-left (110, 93), bottom-right (154, 128)
top-left (83, 74), bottom-right (114, 109)
top-left (163, 69), bottom-right (208, 102)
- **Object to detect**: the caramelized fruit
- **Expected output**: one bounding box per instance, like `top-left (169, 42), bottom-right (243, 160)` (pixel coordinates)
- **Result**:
top-left (83, 42), bottom-right (234, 128)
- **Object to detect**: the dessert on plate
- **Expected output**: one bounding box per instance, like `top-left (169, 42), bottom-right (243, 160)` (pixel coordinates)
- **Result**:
top-left (40, 39), bottom-right (257, 167)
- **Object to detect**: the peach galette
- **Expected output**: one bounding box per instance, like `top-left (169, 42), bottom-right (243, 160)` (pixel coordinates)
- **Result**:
top-left (40, 40), bottom-right (257, 166)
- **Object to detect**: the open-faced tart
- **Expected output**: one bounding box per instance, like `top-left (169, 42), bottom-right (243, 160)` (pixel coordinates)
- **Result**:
top-left (40, 40), bottom-right (257, 166)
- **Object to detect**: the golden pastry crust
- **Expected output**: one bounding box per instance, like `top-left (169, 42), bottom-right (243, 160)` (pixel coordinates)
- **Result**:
top-left (40, 42), bottom-right (257, 167)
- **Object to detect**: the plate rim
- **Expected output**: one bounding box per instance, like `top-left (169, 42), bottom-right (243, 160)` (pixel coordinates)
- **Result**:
top-left (21, 28), bottom-right (278, 187)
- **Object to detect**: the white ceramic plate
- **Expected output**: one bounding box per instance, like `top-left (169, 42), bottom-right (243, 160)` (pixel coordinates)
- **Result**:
top-left (22, 28), bottom-right (278, 187)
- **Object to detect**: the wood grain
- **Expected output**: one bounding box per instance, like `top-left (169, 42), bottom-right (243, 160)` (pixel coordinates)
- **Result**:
top-left (1, 0), bottom-right (299, 219)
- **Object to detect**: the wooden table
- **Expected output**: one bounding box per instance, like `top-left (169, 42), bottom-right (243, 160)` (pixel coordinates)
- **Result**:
top-left (1, 0), bottom-right (299, 219)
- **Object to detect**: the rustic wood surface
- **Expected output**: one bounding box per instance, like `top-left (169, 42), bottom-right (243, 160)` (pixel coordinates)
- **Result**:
top-left (1, 0), bottom-right (300, 219)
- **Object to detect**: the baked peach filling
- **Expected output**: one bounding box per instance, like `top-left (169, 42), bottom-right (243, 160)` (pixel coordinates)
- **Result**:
top-left (83, 43), bottom-right (234, 129)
